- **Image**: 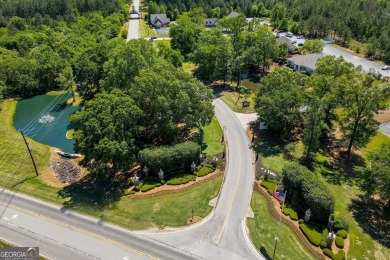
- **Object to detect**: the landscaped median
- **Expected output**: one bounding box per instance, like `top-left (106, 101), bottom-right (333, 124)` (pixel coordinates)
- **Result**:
top-left (252, 180), bottom-right (351, 260)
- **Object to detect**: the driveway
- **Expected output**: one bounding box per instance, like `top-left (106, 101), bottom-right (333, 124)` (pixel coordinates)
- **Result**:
top-left (379, 122), bottom-right (390, 137)
top-left (127, 0), bottom-right (140, 41)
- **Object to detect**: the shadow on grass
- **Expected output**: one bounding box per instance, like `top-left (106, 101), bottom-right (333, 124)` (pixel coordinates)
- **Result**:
top-left (348, 194), bottom-right (390, 247)
top-left (259, 246), bottom-right (272, 260)
top-left (58, 169), bottom-right (131, 212)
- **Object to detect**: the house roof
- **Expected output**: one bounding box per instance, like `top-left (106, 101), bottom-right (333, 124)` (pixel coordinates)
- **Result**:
top-left (150, 14), bottom-right (170, 24)
top-left (227, 11), bottom-right (240, 18)
top-left (204, 18), bottom-right (218, 26)
top-left (276, 36), bottom-right (296, 49)
top-left (287, 54), bottom-right (324, 70)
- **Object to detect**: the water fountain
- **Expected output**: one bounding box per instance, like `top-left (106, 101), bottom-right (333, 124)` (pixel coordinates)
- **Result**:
top-left (38, 114), bottom-right (55, 123)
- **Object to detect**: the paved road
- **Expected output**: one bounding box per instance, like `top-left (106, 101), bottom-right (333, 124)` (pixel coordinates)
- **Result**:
top-left (0, 99), bottom-right (262, 260)
top-left (379, 122), bottom-right (390, 137)
top-left (126, 0), bottom-right (140, 41)
top-left (278, 32), bottom-right (390, 77)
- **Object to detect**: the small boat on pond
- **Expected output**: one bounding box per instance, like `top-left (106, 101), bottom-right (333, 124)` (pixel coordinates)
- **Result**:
top-left (55, 150), bottom-right (81, 159)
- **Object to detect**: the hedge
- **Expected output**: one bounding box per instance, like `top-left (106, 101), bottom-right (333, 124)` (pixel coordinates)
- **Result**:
top-left (138, 142), bottom-right (200, 173)
top-left (337, 250), bottom-right (346, 259)
top-left (335, 236), bottom-right (344, 249)
top-left (320, 240), bottom-right (327, 249)
top-left (332, 250), bottom-right (346, 260)
top-left (197, 166), bottom-right (214, 177)
top-left (336, 230), bottom-right (348, 239)
top-left (323, 248), bottom-right (334, 258)
top-left (167, 173), bottom-right (196, 185)
top-left (283, 207), bottom-right (298, 221)
top-left (260, 180), bottom-right (276, 195)
top-left (299, 223), bottom-right (322, 246)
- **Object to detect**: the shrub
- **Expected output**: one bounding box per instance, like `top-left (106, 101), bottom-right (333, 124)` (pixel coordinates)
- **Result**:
top-left (338, 250), bottom-right (346, 259)
top-left (134, 185), bottom-right (140, 192)
top-left (320, 240), bottom-right (327, 249)
top-left (196, 165), bottom-right (203, 171)
top-left (336, 230), bottom-right (348, 239)
top-left (299, 219), bottom-right (304, 224)
top-left (141, 184), bottom-right (155, 192)
top-left (160, 180), bottom-right (165, 184)
top-left (138, 142), bottom-right (200, 173)
top-left (156, 183), bottom-right (161, 187)
top-left (322, 228), bottom-right (329, 242)
top-left (299, 223), bottom-right (322, 246)
top-left (323, 248), bottom-right (334, 258)
top-left (167, 173), bottom-right (196, 185)
top-left (197, 166), bottom-right (214, 177)
top-left (260, 180), bottom-right (276, 195)
top-left (203, 164), bottom-right (215, 170)
top-left (332, 254), bottom-right (343, 260)
top-left (335, 236), bottom-right (344, 249)
top-left (283, 207), bottom-right (298, 221)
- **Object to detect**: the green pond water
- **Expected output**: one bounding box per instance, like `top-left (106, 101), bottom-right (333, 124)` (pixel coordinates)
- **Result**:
top-left (13, 93), bottom-right (80, 153)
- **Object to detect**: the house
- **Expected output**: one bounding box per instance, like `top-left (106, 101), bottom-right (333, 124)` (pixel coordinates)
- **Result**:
top-left (276, 36), bottom-right (296, 52)
top-left (130, 6), bottom-right (140, 19)
top-left (149, 14), bottom-right (170, 28)
top-left (287, 53), bottom-right (324, 75)
top-left (227, 11), bottom-right (240, 18)
top-left (204, 18), bottom-right (218, 27)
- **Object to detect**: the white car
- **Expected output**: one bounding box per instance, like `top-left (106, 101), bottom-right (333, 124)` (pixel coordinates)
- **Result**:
top-left (297, 35), bottom-right (304, 39)
top-left (285, 32), bottom-right (293, 37)
top-left (382, 65), bottom-right (390, 70)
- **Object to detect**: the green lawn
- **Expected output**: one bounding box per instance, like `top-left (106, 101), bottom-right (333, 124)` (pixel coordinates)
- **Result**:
top-left (78, 176), bottom-right (223, 230)
top-left (0, 99), bottom-right (223, 230)
top-left (360, 131), bottom-right (390, 161)
top-left (202, 116), bottom-right (224, 156)
top-left (139, 19), bottom-right (156, 38)
top-left (220, 91), bottom-right (256, 113)
top-left (247, 192), bottom-right (316, 260)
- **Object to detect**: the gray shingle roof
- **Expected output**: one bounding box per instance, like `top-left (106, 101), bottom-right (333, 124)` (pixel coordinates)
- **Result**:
top-left (276, 36), bottom-right (295, 49)
top-left (150, 14), bottom-right (170, 25)
top-left (227, 11), bottom-right (240, 18)
top-left (204, 18), bottom-right (218, 26)
top-left (287, 54), bottom-right (324, 70)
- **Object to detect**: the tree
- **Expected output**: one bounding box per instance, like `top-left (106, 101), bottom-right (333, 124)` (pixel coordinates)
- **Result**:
top-left (302, 98), bottom-right (325, 162)
top-left (156, 41), bottom-right (183, 67)
top-left (219, 14), bottom-right (246, 53)
top-left (301, 39), bottom-right (324, 54)
top-left (169, 10), bottom-right (205, 57)
top-left (355, 143), bottom-right (390, 203)
top-left (191, 28), bottom-right (233, 83)
top-left (71, 89), bottom-right (142, 171)
top-left (340, 75), bottom-right (390, 158)
top-left (255, 67), bottom-right (308, 137)
top-left (131, 59), bottom-right (214, 144)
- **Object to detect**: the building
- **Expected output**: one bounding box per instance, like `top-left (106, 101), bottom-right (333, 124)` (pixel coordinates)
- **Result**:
top-left (204, 18), bottom-right (218, 27)
top-left (276, 36), bottom-right (296, 52)
top-left (287, 53), bottom-right (324, 75)
top-left (149, 14), bottom-right (170, 28)
top-left (130, 6), bottom-right (140, 19)
top-left (227, 11), bottom-right (240, 18)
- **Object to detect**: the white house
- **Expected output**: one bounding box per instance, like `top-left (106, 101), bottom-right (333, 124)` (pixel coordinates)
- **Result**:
top-left (287, 54), bottom-right (324, 75)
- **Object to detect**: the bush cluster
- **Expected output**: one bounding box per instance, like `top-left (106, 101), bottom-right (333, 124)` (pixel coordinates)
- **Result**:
top-left (282, 207), bottom-right (298, 221)
top-left (335, 236), bottom-right (344, 249)
top-left (334, 218), bottom-right (349, 231)
top-left (167, 173), bottom-right (196, 185)
top-left (138, 142), bottom-right (200, 173)
top-left (320, 240), bottom-right (327, 249)
top-left (323, 248), bottom-right (334, 258)
top-left (336, 230), bottom-right (348, 239)
top-left (282, 162), bottom-right (335, 219)
top-left (197, 166), bottom-right (214, 177)
top-left (260, 180), bottom-right (276, 195)
top-left (299, 223), bottom-right (322, 246)
top-left (299, 219), bottom-right (304, 224)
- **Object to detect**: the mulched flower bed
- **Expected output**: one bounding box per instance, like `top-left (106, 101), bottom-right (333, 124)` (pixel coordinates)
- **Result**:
top-left (50, 159), bottom-right (81, 184)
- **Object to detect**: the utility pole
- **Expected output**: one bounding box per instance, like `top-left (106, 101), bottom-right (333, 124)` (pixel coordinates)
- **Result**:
top-left (20, 130), bottom-right (39, 176)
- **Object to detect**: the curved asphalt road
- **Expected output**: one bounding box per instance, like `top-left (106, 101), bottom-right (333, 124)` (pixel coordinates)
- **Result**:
top-left (0, 98), bottom-right (261, 260)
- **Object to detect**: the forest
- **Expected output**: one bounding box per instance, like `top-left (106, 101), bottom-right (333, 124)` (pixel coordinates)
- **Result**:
top-left (150, 0), bottom-right (390, 62)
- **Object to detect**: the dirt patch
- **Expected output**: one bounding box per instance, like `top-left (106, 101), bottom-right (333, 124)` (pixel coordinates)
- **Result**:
top-left (375, 108), bottom-right (390, 123)
top-left (187, 216), bottom-right (203, 225)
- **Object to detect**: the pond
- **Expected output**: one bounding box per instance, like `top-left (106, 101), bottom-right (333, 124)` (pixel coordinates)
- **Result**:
top-left (13, 93), bottom-right (80, 153)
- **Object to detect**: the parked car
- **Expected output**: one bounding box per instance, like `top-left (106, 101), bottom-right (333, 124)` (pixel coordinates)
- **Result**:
top-left (286, 32), bottom-right (293, 37)
top-left (276, 33), bottom-right (280, 38)
top-left (290, 40), bottom-right (297, 44)
top-left (298, 43), bottom-right (304, 47)
top-left (277, 29), bottom-right (284, 33)
top-left (151, 36), bottom-right (157, 40)
top-left (382, 65), bottom-right (390, 70)
top-left (297, 35), bottom-right (304, 39)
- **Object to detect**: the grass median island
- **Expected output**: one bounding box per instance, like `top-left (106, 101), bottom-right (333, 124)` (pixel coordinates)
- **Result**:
top-left (202, 116), bottom-right (224, 156)
top-left (247, 192), bottom-right (316, 260)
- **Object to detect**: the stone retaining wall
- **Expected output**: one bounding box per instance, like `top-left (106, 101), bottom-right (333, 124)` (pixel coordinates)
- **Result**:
top-left (253, 183), bottom-right (325, 260)
top-left (126, 171), bottom-right (224, 199)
